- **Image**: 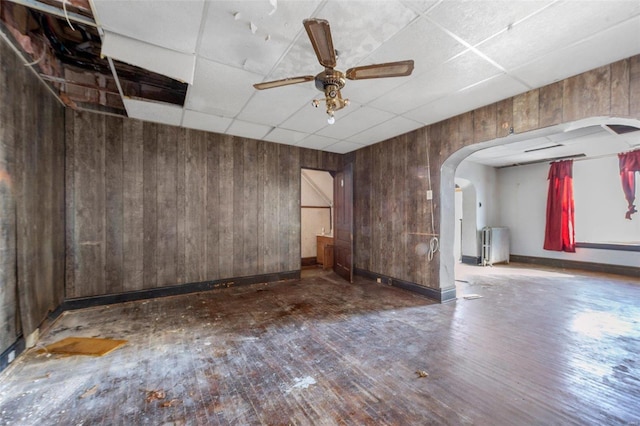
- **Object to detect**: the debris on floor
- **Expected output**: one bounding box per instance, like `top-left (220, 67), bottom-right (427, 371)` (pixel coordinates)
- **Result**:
top-left (416, 370), bottom-right (429, 378)
top-left (79, 385), bottom-right (98, 399)
top-left (462, 294), bottom-right (483, 300)
top-left (39, 337), bottom-right (128, 357)
top-left (160, 399), bottom-right (180, 408)
top-left (145, 390), bottom-right (166, 403)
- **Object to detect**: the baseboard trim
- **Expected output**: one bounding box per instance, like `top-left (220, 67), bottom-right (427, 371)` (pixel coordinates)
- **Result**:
top-left (461, 255), bottom-right (481, 265)
top-left (61, 270), bottom-right (301, 312)
top-left (510, 255), bottom-right (640, 278)
top-left (0, 337), bottom-right (25, 375)
top-left (301, 257), bottom-right (317, 267)
top-left (354, 268), bottom-right (456, 303)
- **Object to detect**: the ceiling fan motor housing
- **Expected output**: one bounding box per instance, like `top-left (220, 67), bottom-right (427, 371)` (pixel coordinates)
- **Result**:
top-left (315, 70), bottom-right (346, 95)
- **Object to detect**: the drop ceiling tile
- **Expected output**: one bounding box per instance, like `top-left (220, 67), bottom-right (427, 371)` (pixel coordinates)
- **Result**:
top-left (427, 0), bottom-right (553, 46)
top-left (400, 0), bottom-right (440, 14)
top-left (237, 83), bottom-right (317, 127)
top-left (405, 72), bottom-right (529, 125)
top-left (346, 17), bottom-right (466, 104)
top-left (280, 103), bottom-right (332, 134)
top-left (182, 110), bottom-right (232, 133)
top-left (322, 140), bottom-right (366, 154)
top-left (185, 57), bottom-right (262, 117)
top-left (268, 0), bottom-right (416, 80)
top-left (510, 15), bottom-right (640, 88)
top-left (102, 31), bottom-right (196, 84)
top-left (297, 135), bottom-right (340, 150)
top-left (263, 127), bottom-right (308, 145)
top-left (226, 119), bottom-right (272, 140)
top-left (313, 0), bottom-right (417, 67)
top-left (92, 0), bottom-right (204, 53)
top-left (317, 105), bottom-right (395, 139)
top-left (346, 116), bottom-right (424, 145)
top-left (199, 1), bottom-right (321, 74)
top-left (477, 1), bottom-right (640, 71)
top-left (124, 98), bottom-right (183, 126)
top-left (371, 50), bottom-right (503, 114)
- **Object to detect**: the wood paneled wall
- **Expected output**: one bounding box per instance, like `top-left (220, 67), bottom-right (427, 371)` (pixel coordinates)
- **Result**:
top-left (354, 56), bottom-right (640, 293)
top-left (0, 34), bottom-right (65, 352)
top-left (65, 111), bottom-right (342, 298)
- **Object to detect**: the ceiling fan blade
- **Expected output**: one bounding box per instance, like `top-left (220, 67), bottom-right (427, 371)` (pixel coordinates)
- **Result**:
top-left (303, 18), bottom-right (336, 68)
top-left (253, 76), bottom-right (315, 90)
top-left (345, 60), bottom-right (415, 80)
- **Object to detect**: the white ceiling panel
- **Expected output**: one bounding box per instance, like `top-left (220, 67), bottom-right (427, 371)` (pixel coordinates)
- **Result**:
top-left (312, 0), bottom-right (418, 69)
top-left (297, 134), bottom-right (340, 150)
top-left (182, 109), bottom-right (233, 133)
top-left (199, 1), bottom-right (320, 74)
top-left (345, 17), bottom-right (466, 104)
top-left (237, 83), bottom-right (317, 126)
top-left (511, 15), bottom-right (640, 89)
top-left (371, 50), bottom-right (502, 114)
top-left (322, 140), bottom-right (366, 154)
top-left (400, 0), bottom-right (440, 14)
top-left (263, 127), bottom-right (308, 144)
top-left (226, 119), bottom-right (272, 140)
top-left (406, 72), bottom-right (529, 125)
top-left (317, 105), bottom-right (395, 139)
top-left (280, 103), bottom-right (332, 134)
top-left (346, 116), bottom-right (423, 145)
top-left (426, 0), bottom-right (553, 46)
top-left (186, 57), bottom-right (262, 117)
top-left (124, 99), bottom-right (183, 126)
top-left (92, 0), bottom-right (204, 53)
top-left (101, 31), bottom-right (196, 83)
top-left (478, 0), bottom-right (640, 71)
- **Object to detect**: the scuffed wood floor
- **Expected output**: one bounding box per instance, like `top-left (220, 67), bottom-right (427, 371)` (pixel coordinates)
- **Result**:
top-left (1, 265), bottom-right (639, 425)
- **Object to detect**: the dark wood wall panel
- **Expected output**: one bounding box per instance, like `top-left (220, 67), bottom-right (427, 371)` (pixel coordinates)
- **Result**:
top-left (354, 55), bottom-right (640, 291)
top-left (0, 36), bottom-right (19, 353)
top-left (66, 111), bottom-right (342, 298)
top-left (0, 35), bottom-right (65, 346)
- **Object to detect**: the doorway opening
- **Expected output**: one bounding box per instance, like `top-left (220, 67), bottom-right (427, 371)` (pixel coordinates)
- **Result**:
top-left (300, 168), bottom-right (334, 271)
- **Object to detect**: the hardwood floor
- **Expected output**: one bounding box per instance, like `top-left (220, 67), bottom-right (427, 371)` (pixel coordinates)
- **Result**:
top-left (0, 264), bottom-right (638, 425)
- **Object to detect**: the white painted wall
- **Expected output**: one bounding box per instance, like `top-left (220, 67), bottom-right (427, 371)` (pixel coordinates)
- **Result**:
top-left (497, 158), bottom-right (640, 267)
top-left (301, 170), bottom-right (333, 259)
top-left (455, 160), bottom-right (500, 259)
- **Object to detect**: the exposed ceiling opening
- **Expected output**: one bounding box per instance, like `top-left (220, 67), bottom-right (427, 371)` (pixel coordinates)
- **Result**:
top-left (0, 0), bottom-right (187, 116)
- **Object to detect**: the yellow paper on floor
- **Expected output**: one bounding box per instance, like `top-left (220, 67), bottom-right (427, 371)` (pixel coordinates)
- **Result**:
top-left (41, 337), bottom-right (127, 357)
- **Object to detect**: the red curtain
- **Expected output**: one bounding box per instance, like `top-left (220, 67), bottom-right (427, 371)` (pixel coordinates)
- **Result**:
top-left (544, 160), bottom-right (575, 252)
top-left (619, 150), bottom-right (640, 220)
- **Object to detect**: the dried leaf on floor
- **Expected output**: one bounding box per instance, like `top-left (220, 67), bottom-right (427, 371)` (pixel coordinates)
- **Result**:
top-left (416, 370), bottom-right (429, 378)
top-left (160, 399), bottom-right (180, 408)
top-left (145, 390), bottom-right (166, 402)
top-left (80, 385), bottom-right (98, 399)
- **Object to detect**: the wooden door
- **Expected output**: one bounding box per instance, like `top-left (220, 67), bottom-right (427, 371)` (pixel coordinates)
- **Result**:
top-left (333, 163), bottom-right (353, 282)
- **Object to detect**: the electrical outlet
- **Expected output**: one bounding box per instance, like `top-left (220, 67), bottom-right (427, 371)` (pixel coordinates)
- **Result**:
top-left (426, 190), bottom-right (433, 200)
top-left (8, 350), bottom-right (15, 363)
top-left (376, 278), bottom-right (381, 283)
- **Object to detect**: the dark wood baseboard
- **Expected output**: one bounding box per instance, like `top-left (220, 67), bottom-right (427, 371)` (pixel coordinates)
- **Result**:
top-left (301, 257), bottom-right (317, 267)
top-left (510, 255), bottom-right (640, 278)
top-left (354, 268), bottom-right (456, 303)
top-left (0, 337), bottom-right (25, 374)
top-left (60, 270), bottom-right (301, 312)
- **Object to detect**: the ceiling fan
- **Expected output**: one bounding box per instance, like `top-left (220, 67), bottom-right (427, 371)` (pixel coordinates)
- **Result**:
top-left (253, 18), bottom-right (414, 124)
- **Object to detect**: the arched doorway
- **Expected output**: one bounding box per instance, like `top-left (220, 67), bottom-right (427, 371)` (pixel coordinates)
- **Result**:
top-left (440, 117), bottom-right (640, 295)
